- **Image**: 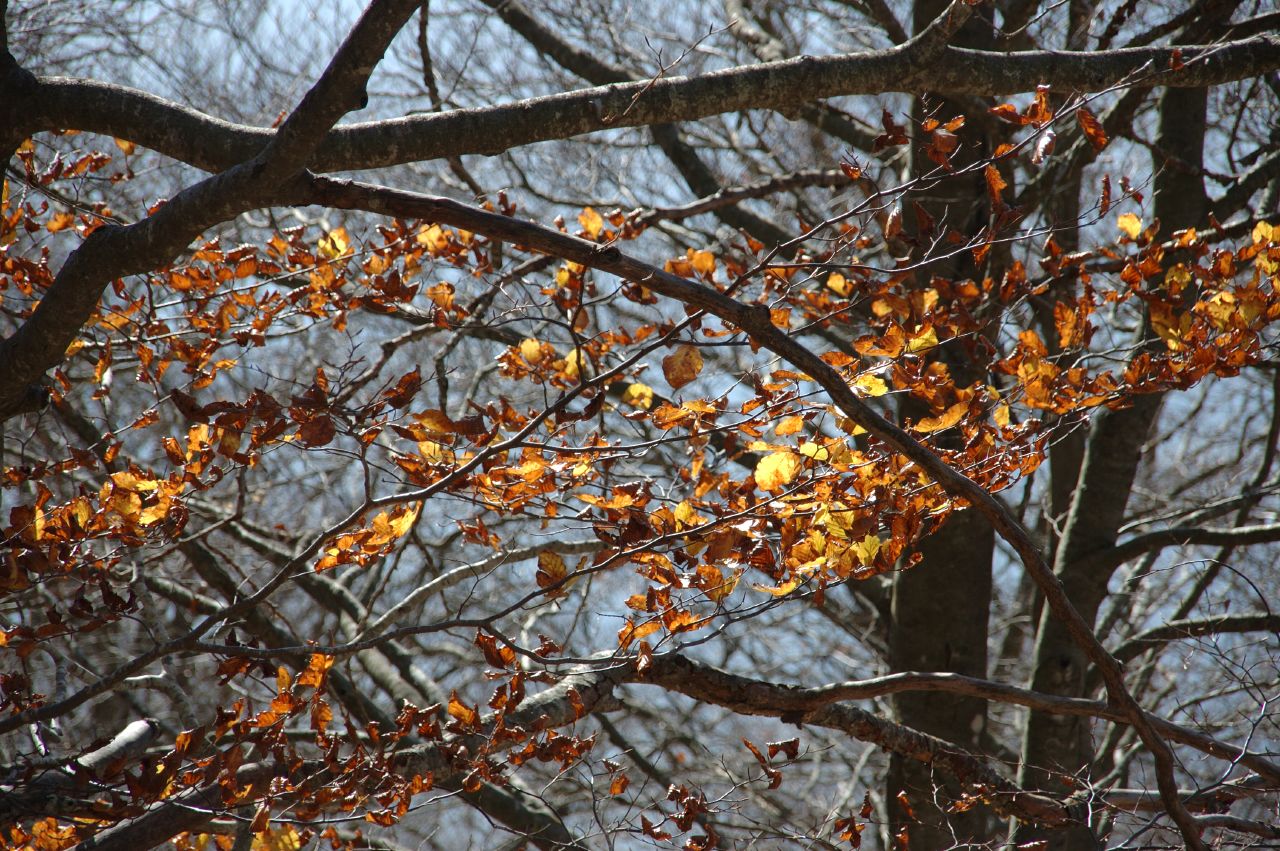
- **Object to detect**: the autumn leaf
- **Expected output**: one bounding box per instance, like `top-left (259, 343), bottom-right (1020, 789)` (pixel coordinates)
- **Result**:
top-left (417, 223), bottom-right (448, 251)
top-left (756, 450), bottom-right (802, 491)
top-left (1117, 213), bottom-right (1143, 240)
top-left (851, 374), bottom-right (888, 397)
top-left (447, 691), bottom-right (479, 727)
top-left (662, 344), bottom-right (703, 390)
top-left (984, 165), bottom-right (1007, 209)
top-left (775, 415), bottom-right (805, 436)
top-left (317, 227), bottom-right (349, 260)
top-left (1031, 129), bottom-right (1055, 166)
top-left (621, 382), bottom-right (654, 410)
top-left (913, 401), bottom-right (969, 434)
top-left (536, 550), bottom-right (569, 596)
top-left (1076, 107), bottom-right (1108, 151)
top-left (690, 249), bottom-right (716, 277)
top-left (906, 326), bottom-right (939, 353)
top-left (47, 211), bottom-right (76, 233)
top-left (578, 206), bottom-right (604, 239)
top-left (826, 272), bottom-right (853, 297)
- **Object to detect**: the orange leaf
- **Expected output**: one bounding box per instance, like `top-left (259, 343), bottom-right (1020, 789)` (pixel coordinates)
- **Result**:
top-left (1076, 107), bottom-right (1108, 151)
top-left (47, 211), bottom-right (76, 233)
top-left (662, 344), bottom-right (703, 390)
top-left (913, 401), bottom-right (969, 434)
top-left (447, 690), bottom-right (479, 727)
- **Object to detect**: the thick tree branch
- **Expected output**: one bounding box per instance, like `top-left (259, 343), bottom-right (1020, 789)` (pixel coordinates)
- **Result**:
top-left (0, 0), bottom-right (414, 418)
top-left (11, 35), bottom-right (1278, 176)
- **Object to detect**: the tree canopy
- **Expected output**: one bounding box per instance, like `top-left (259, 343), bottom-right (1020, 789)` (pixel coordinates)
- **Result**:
top-left (2, 1), bottom-right (1279, 849)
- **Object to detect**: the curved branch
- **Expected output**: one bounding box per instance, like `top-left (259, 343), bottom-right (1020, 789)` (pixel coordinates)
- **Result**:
top-left (1072, 522), bottom-right (1280, 577)
top-left (1113, 612), bottom-right (1280, 664)
top-left (11, 35), bottom-right (1278, 175)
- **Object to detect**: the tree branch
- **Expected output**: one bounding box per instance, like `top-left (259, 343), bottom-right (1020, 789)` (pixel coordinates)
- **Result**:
top-left (12, 35), bottom-right (1278, 175)
top-left (293, 173), bottom-right (1213, 848)
top-left (1113, 612), bottom-right (1280, 664)
top-left (1072, 522), bottom-right (1280, 577)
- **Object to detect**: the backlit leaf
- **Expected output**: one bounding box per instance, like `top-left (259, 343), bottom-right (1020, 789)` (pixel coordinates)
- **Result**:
top-left (756, 450), bottom-right (802, 491)
top-left (621, 382), bottom-right (654, 410)
top-left (1117, 213), bottom-right (1143, 240)
top-left (913, 401), bottom-right (969, 434)
top-left (1076, 107), bottom-right (1108, 151)
top-left (578, 206), bottom-right (604, 238)
top-left (852, 374), bottom-right (889, 396)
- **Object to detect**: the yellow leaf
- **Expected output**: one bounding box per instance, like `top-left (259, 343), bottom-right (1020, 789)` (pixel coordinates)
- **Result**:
top-left (852, 373), bottom-right (888, 397)
top-left (578, 206), bottom-right (604, 238)
top-left (562, 348), bottom-right (584, 379)
top-left (906, 326), bottom-right (939, 353)
top-left (826, 272), bottom-right (853, 297)
top-left (370, 503), bottom-right (420, 546)
top-left (756, 450), bottom-right (802, 491)
top-left (417, 223), bottom-right (448, 251)
top-left (317, 227), bottom-right (349, 260)
top-left (1251, 221), bottom-right (1273, 244)
top-left (1117, 213), bottom-right (1142, 240)
top-left (519, 337), bottom-right (544, 363)
top-left (850, 534), bottom-right (882, 566)
top-left (662, 344), bottom-right (703, 390)
top-left (257, 825), bottom-right (303, 851)
top-left (113, 137), bottom-right (136, 156)
top-left (752, 575), bottom-right (803, 597)
top-left (993, 402), bottom-right (1011, 427)
top-left (621, 382), bottom-right (654, 410)
top-left (914, 401), bottom-right (969, 434)
top-left (798, 441), bottom-right (829, 462)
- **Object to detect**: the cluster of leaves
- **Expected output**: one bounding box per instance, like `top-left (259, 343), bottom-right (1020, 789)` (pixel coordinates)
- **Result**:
top-left (3, 69), bottom-right (1280, 847)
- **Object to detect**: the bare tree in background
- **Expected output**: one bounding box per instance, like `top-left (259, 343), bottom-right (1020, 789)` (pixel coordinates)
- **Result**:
top-left (2, 1), bottom-right (1279, 849)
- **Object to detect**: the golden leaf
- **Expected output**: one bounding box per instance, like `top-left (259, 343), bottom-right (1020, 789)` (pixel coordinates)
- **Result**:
top-left (1117, 213), bottom-right (1143, 240)
top-left (798, 441), bottom-right (829, 462)
top-left (850, 534), bottom-right (882, 567)
top-left (578, 206), bottom-right (604, 238)
top-left (519, 337), bottom-right (544, 363)
top-left (47, 211), bottom-right (76, 233)
top-left (690, 249), bottom-right (716, 276)
top-left (914, 401), bottom-right (969, 434)
top-left (906, 326), bottom-right (939, 353)
top-left (417, 223), bottom-right (448, 251)
top-left (775, 415), bottom-right (805, 436)
top-left (826, 272), bottom-right (853, 297)
top-left (756, 450), bottom-right (802, 491)
top-left (852, 374), bottom-right (888, 397)
top-left (317, 228), bottom-right (349, 260)
top-left (621, 382), bottom-right (654, 410)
